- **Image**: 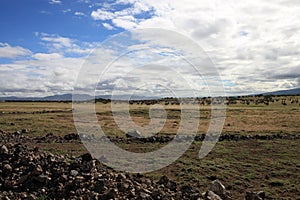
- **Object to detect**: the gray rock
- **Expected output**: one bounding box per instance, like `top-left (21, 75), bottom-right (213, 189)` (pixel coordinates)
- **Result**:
top-left (104, 188), bottom-right (118, 199)
top-left (245, 191), bottom-right (264, 200)
top-left (117, 182), bottom-right (129, 192)
top-left (32, 175), bottom-right (49, 183)
top-left (158, 175), bottom-right (169, 185)
top-left (3, 164), bottom-right (12, 173)
top-left (257, 191), bottom-right (265, 199)
top-left (16, 175), bottom-right (30, 185)
top-left (0, 145), bottom-right (8, 154)
top-left (3, 180), bottom-right (14, 189)
top-left (75, 176), bottom-right (85, 182)
top-left (126, 130), bottom-right (142, 138)
top-left (180, 185), bottom-right (193, 194)
top-left (32, 165), bottom-right (43, 176)
top-left (70, 169), bottom-right (79, 176)
top-left (28, 194), bottom-right (36, 200)
top-left (21, 129), bottom-right (29, 134)
top-left (208, 180), bottom-right (231, 199)
top-left (94, 179), bottom-right (105, 193)
top-left (138, 192), bottom-right (151, 199)
top-left (117, 173), bottom-right (127, 181)
top-left (205, 190), bottom-right (222, 200)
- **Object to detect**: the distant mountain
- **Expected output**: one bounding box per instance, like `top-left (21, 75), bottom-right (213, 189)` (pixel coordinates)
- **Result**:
top-left (262, 87), bottom-right (300, 96)
top-left (2, 87), bottom-right (298, 102)
top-left (0, 96), bottom-right (43, 101)
top-left (0, 94), bottom-right (92, 102)
top-left (0, 93), bottom-right (158, 101)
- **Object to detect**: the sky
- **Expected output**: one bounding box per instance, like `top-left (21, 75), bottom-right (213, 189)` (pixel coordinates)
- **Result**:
top-left (0, 0), bottom-right (300, 97)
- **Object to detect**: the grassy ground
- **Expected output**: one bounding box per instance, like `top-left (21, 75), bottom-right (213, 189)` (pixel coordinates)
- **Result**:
top-left (1, 99), bottom-right (299, 137)
top-left (0, 97), bottom-right (299, 199)
top-left (144, 139), bottom-right (300, 199)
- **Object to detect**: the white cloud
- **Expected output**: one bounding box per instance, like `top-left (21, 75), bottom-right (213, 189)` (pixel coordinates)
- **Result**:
top-left (33, 53), bottom-right (62, 60)
top-left (49, 0), bottom-right (61, 4)
top-left (77, 0), bottom-right (90, 3)
top-left (0, 38), bottom-right (100, 97)
top-left (74, 11), bottom-right (86, 17)
top-left (36, 33), bottom-right (95, 55)
top-left (91, 9), bottom-right (115, 20)
top-left (0, 43), bottom-right (32, 58)
top-left (90, 0), bottom-right (300, 93)
top-left (62, 9), bottom-right (71, 13)
top-left (102, 23), bottom-right (115, 30)
top-left (40, 10), bottom-right (52, 15)
top-left (112, 17), bottom-right (137, 29)
top-left (0, 54), bottom-right (85, 97)
top-left (91, 1), bottom-right (154, 29)
top-left (2, 0), bottom-right (300, 97)
top-left (40, 34), bottom-right (72, 49)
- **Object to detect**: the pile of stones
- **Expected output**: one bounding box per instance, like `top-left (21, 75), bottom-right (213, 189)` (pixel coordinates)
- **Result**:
top-left (0, 129), bottom-right (267, 200)
top-left (0, 142), bottom-right (265, 200)
top-left (1, 129), bottom-right (299, 147)
top-left (0, 130), bottom-right (79, 144)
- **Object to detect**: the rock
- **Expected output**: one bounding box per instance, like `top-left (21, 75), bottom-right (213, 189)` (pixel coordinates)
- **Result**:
top-left (81, 153), bottom-right (93, 162)
top-left (117, 182), bottom-right (129, 192)
top-left (75, 176), bottom-right (85, 182)
top-left (158, 175), bottom-right (169, 185)
top-left (190, 192), bottom-right (202, 199)
top-left (14, 131), bottom-right (21, 136)
top-left (94, 179), bottom-right (105, 193)
top-left (257, 191), bottom-right (265, 199)
top-left (126, 130), bottom-right (142, 138)
top-left (204, 190), bottom-right (223, 200)
top-left (3, 164), bottom-right (12, 173)
top-left (64, 133), bottom-right (79, 141)
top-left (129, 189), bottom-right (136, 198)
top-left (32, 175), bottom-right (49, 183)
top-left (16, 175), bottom-right (30, 185)
top-left (21, 129), bottom-right (29, 134)
top-left (104, 188), bottom-right (118, 199)
top-left (70, 170), bottom-right (79, 176)
top-left (168, 180), bottom-right (177, 191)
top-left (117, 173), bottom-right (127, 181)
top-left (1, 145), bottom-right (9, 154)
top-left (28, 194), bottom-right (36, 200)
top-left (3, 180), bottom-right (14, 189)
top-left (142, 188), bottom-right (152, 195)
top-left (32, 165), bottom-right (43, 176)
top-left (0, 138), bottom-right (266, 199)
top-left (138, 192), bottom-right (151, 199)
top-left (208, 180), bottom-right (231, 199)
top-left (180, 185), bottom-right (193, 194)
top-left (245, 191), bottom-right (264, 200)
top-left (153, 188), bottom-right (165, 198)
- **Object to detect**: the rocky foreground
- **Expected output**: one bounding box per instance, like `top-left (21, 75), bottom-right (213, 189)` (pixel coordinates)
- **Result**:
top-left (0, 141), bottom-right (266, 200)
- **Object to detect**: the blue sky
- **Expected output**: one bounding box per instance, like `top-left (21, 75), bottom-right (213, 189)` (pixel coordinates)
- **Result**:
top-left (0, 0), bottom-right (121, 53)
top-left (0, 0), bottom-right (299, 97)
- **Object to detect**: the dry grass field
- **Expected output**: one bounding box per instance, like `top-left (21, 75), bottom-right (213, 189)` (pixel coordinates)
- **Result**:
top-left (0, 96), bottom-right (299, 199)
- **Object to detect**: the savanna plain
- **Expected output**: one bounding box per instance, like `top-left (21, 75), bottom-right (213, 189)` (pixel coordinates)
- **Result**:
top-left (0, 95), bottom-right (299, 199)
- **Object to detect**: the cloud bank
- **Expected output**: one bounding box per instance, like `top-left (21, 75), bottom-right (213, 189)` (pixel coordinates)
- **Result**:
top-left (90, 0), bottom-right (300, 95)
top-left (1, 0), bottom-right (300, 97)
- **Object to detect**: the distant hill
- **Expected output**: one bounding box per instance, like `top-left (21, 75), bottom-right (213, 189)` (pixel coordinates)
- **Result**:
top-left (1, 87), bottom-right (299, 102)
top-left (0, 94), bottom-right (92, 102)
top-left (0, 93), bottom-right (157, 102)
top-left (262, 87), bottom-right (300, 96)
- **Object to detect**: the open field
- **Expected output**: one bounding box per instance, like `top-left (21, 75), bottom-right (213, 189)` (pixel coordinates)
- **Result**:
top-left (1, 96), bottom-right (299, 137)
top-left (0, 96), bottom-right (300, 199)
